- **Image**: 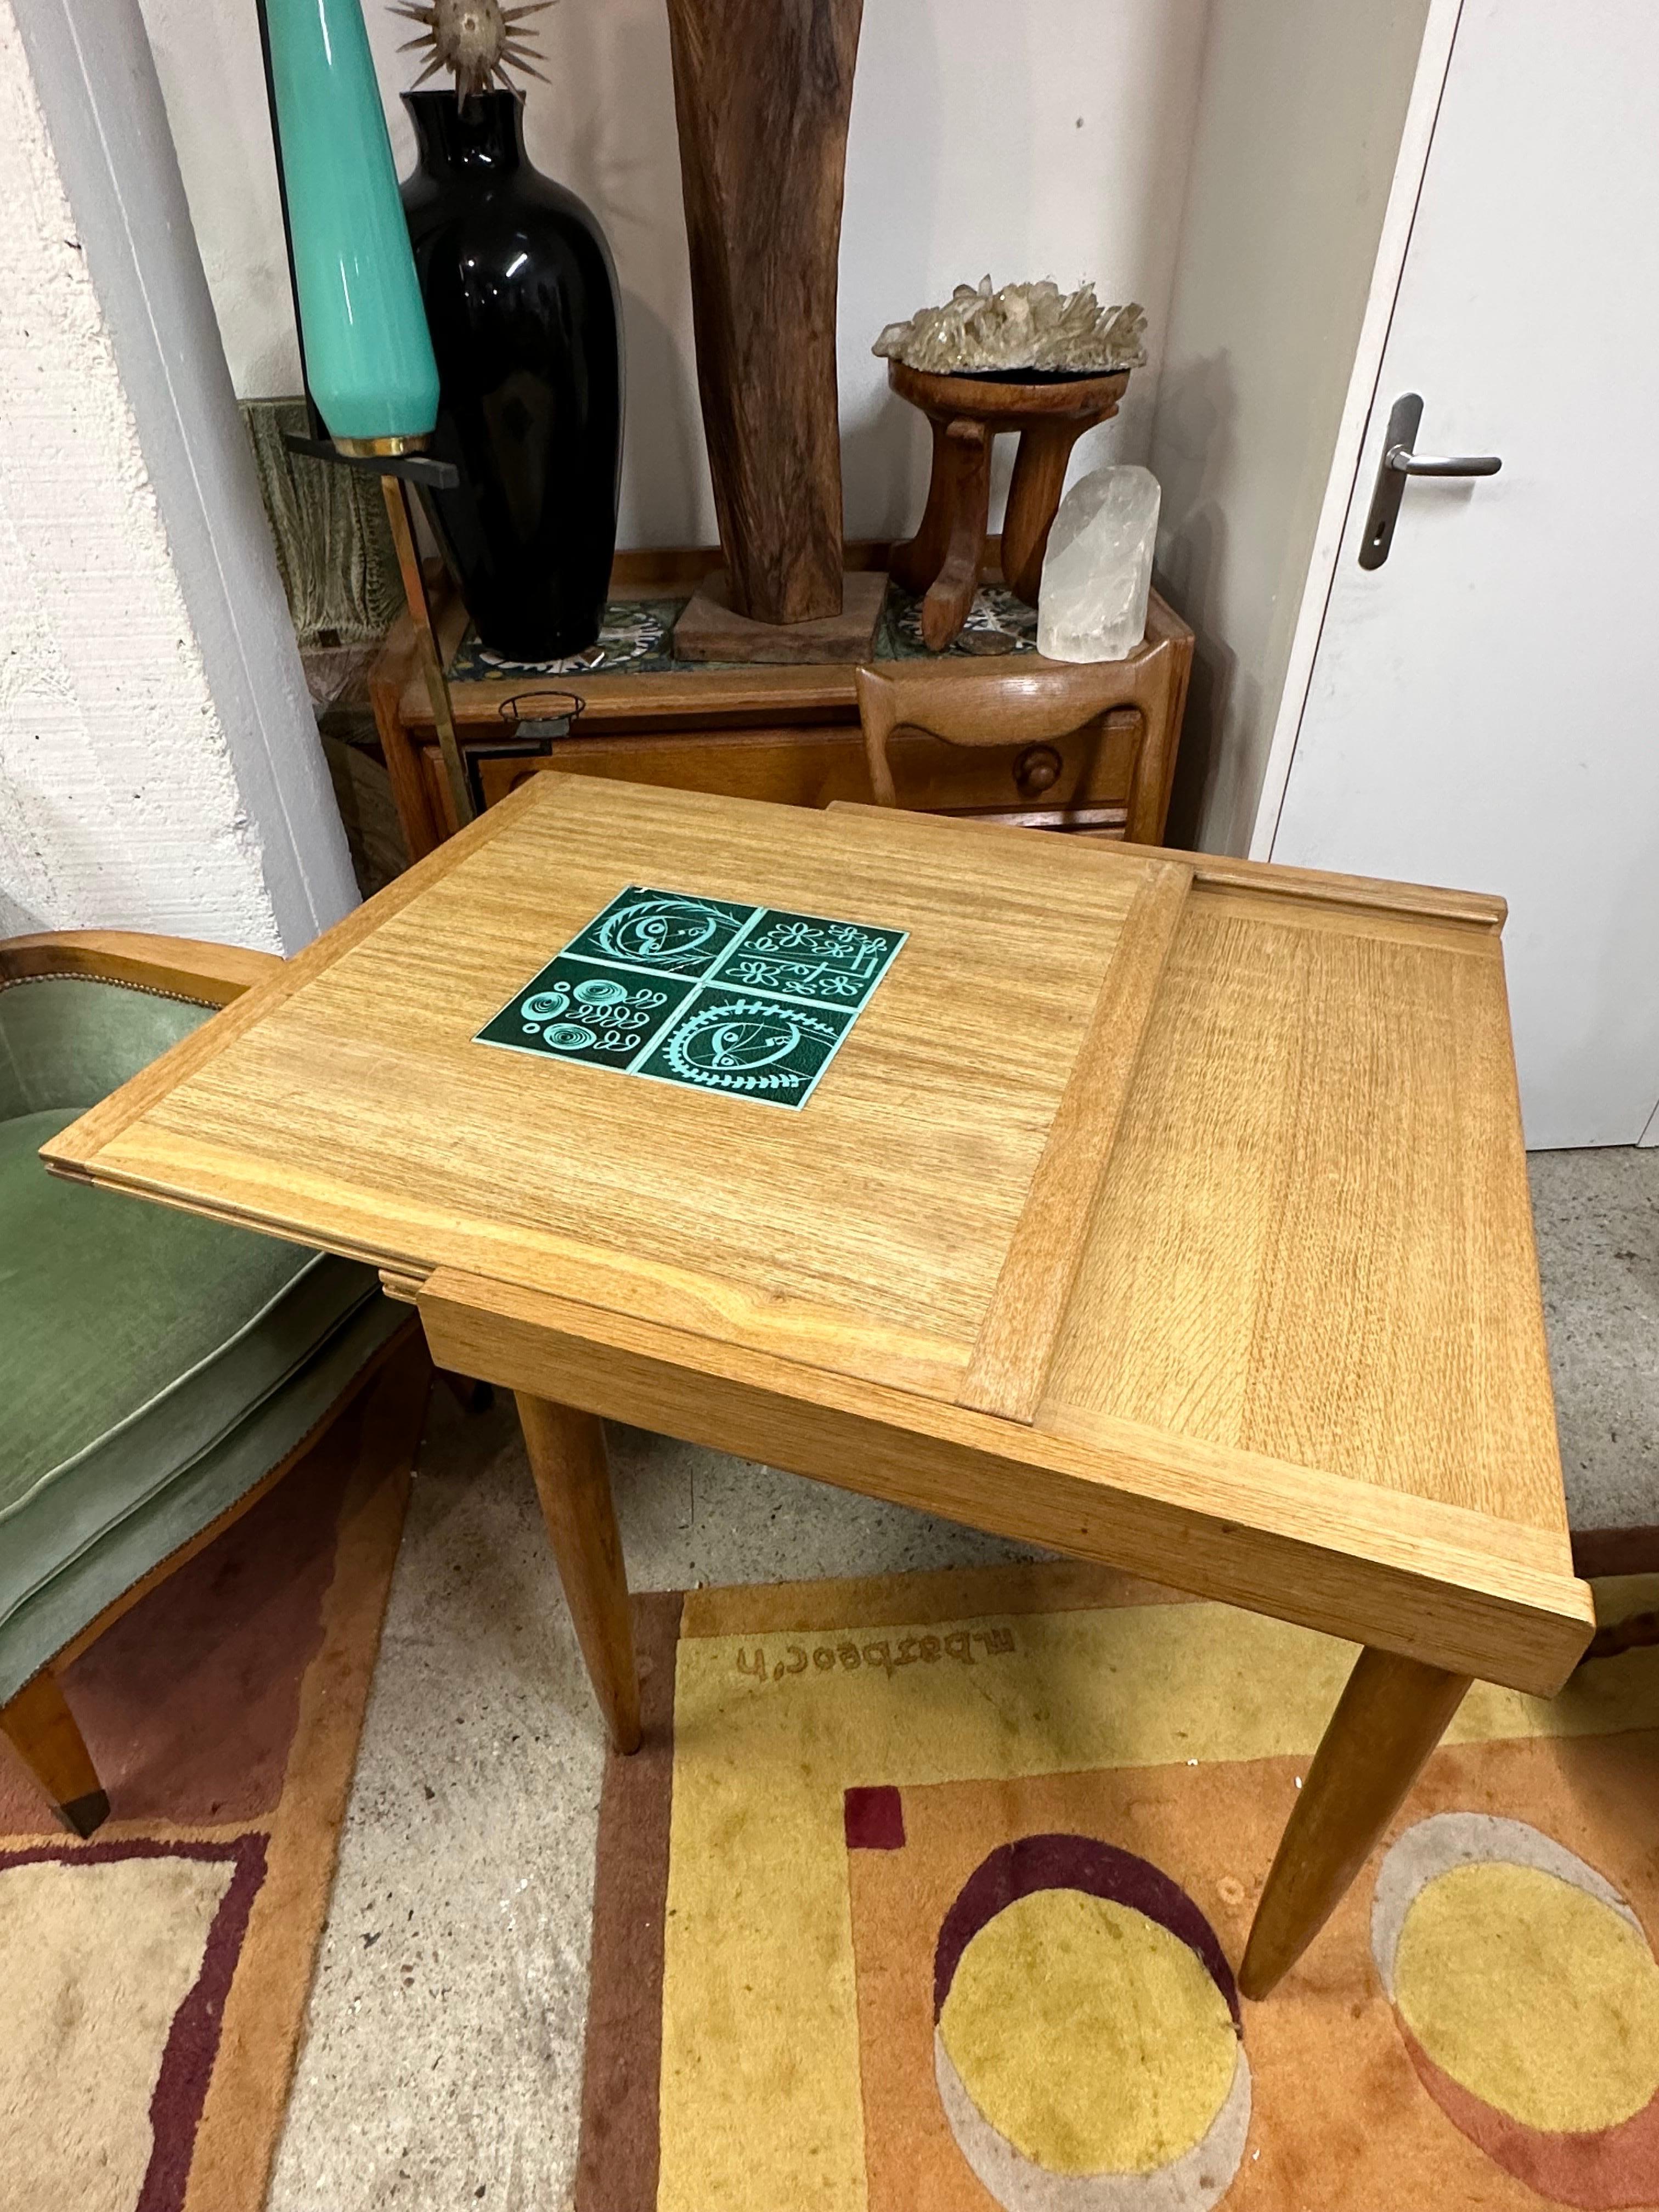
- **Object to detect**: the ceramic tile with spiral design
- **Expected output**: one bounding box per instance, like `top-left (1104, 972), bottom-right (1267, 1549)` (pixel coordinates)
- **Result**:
top-left (474, 886), bottom-right (906, 1108)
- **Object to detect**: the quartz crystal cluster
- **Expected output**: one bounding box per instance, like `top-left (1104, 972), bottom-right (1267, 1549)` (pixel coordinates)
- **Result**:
top-left (1037, 465), bottom-right (1161, 663)
top-left (873, 278), bottom-right (1147, 376)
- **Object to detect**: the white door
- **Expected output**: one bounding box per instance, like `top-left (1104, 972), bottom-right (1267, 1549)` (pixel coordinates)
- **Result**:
top-left (1262, 0), bottom-right (1659, 1148)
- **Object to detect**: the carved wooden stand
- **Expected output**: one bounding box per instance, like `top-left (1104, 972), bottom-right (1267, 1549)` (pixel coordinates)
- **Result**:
top-left (664, 0), bottom-right (864, 629)
top-left (888, 360), bottom-right (1130, 651)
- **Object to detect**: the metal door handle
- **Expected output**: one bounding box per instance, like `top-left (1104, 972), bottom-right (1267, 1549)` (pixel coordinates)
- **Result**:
top-left (1359, 394), bottom-right (1502, 568)
top-left (1386, 445), bottom-right (1502, 478)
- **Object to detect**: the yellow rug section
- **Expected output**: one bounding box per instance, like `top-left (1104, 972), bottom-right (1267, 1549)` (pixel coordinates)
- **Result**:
top-left (1395, 1861), bottom-right (1659, 2131)
top-left (657, 1566), bottom-right (1659, 2212)
top-left (938, 1888), bottom-right (1237, 2174)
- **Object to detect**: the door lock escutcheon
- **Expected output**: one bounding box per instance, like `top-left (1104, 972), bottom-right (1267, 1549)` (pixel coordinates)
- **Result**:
top-left (1358, 394), bottom-right (1503, 569)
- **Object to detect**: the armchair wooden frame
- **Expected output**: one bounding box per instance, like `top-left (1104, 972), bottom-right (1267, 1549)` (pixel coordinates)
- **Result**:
top-left (0, 929), bottom-right (283, 1002)
top-left (855, 634), bottom-right (1186, 846)
top-left (0, 930), bottom-right (431, 1836)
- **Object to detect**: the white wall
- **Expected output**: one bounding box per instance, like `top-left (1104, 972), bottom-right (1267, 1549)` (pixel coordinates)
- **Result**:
top-left (0, 0), bottom-right (358, 951)
top-left (1147, 0), bottom-right (1434, 854)
top-left (138, 0), bottom-right (1212, 550)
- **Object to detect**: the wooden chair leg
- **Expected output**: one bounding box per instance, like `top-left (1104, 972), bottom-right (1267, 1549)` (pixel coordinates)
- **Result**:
top-left (1, 1671), bottom-right (109, 1837)
top-left (919, 420), bottom-right (992, 652)
top-left (515, 1393), bottom-right (642, 1753)
top-left (889, 417), bottom-right (956, 597)
top-left (1001, 416), bottom-right (1093, 604)
top-left (1238, 1645), bottom-right (1470, 1999)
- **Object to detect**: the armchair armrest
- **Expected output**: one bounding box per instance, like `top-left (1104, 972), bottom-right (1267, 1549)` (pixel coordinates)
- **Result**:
top-left (0, 931), bottom-right (283, 1008)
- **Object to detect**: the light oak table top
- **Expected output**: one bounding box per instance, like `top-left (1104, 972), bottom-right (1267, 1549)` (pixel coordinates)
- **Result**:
top-left (46, 774), bottom-right (1593, 1700)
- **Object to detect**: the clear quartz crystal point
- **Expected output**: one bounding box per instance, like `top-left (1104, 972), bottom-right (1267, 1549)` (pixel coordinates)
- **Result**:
top-left (1037, 464), bottom-right (1160, 663)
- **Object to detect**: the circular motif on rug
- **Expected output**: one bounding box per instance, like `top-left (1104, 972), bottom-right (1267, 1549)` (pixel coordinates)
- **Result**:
top-left (932, 1835), bottom-right (1250, 2210)
top-left (1372, 1814), bottom-right (1659, 2207)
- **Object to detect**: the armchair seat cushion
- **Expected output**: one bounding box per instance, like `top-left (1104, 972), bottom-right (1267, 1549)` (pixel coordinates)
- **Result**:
top-left (1, 1102), bottom-right (393, 1697)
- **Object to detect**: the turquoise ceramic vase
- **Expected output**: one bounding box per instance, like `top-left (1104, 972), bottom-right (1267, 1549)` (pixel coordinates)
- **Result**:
top-left (263, 0), bottom-right (439, 448)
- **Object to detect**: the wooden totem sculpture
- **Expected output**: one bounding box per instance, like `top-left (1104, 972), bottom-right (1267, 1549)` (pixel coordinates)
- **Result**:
top-left (664, 0), bottom-right (864, 627)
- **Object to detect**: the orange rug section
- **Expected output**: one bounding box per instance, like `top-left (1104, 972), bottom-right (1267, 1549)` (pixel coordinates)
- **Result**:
top-left (0, 1356), bottom-right (419, 2212)
top-left (578, 1560), bottom-right (1659, 2212)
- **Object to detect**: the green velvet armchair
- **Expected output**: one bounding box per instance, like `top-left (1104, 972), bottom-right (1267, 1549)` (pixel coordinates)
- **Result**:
top-left (0, 930), bottom-right (429, 1834)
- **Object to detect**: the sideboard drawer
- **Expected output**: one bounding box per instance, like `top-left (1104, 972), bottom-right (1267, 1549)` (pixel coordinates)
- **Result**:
top-left (462, 711), bottom-right (1144, 821)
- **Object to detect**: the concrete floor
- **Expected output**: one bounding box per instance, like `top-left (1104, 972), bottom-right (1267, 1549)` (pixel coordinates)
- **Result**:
top-left (1529, 1148), bottom-right (1659, 1527)
top-left (267, 1146), bottom-right (1659, 2212)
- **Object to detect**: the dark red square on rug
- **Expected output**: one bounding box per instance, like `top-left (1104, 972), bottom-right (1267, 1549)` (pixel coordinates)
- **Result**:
top-left (845, 1784), bottom-right (907, 1850)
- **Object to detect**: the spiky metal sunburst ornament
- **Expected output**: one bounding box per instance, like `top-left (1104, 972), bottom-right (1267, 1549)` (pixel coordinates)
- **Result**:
top-left (391, 0), bottom-right (554, 97)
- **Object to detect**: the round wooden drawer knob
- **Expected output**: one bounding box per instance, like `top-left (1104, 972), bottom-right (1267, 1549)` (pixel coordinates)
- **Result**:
top-left (1015, 744), bottom-right (1063, 798)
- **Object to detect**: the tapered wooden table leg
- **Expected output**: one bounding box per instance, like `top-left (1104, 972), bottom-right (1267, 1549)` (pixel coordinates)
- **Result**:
top-left (515, 1393), bottom-right (642, 1754)
top-left (1238, 1646), bottom-right (1471, 1999)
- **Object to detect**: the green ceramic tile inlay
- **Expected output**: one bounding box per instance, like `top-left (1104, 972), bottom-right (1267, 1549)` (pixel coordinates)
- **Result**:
top-left (442, 579), bottom-right (1043, 686)
top-left (474, 956), bottom-right (696, 1069)
top-left (475, 885), bottom-right (906, 1109)
top-left (712, 906), bottom-right (904, 1011)
top-left (561, 887), bottom-right (757, 977)
top-left (634, 989), bottom-right (855, 1104)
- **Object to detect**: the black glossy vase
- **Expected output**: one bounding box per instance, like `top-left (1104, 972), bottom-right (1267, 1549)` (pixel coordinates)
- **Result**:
top-left (402, 91), bottom-right (623, 659)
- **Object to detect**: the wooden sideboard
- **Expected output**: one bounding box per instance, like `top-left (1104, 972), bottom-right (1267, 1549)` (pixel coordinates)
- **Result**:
top-left (368, 543), bottom-right (1192, 860)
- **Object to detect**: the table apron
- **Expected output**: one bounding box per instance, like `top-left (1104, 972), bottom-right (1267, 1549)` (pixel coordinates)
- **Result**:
top-left (415, 1280), bottom-right (1593, 1698)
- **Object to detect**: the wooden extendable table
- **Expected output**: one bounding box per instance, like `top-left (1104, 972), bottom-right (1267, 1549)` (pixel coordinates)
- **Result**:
top-left (43, 774), bottom-right (1594, 1998)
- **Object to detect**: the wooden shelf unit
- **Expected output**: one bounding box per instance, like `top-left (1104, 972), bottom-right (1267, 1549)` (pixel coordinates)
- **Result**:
top-left (368, 541), bottom-right (1192, 860)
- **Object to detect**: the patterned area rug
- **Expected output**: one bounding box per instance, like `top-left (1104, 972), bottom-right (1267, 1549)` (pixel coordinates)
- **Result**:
top-left (577, 1561), bottom-right (1659, 2212)
top-left (0, 1355), bottom-right (418, 2212)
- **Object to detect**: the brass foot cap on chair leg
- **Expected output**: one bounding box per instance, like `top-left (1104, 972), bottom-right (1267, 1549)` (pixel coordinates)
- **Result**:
top-left (57, 1788), bottom-right (110, 1838)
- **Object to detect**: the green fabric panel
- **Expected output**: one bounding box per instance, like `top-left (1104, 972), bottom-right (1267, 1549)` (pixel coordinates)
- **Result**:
top-left (2, 1110), bottom-right (386, 1640)
top-left (0, 975), bottom-right (210, 1117)
top-left (0, 969), bottom-right (407, 1708)
top-left (0, 1290), bottom-right (408, 1706)
top-left (2, 1110), bottom-right (326, 1511)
